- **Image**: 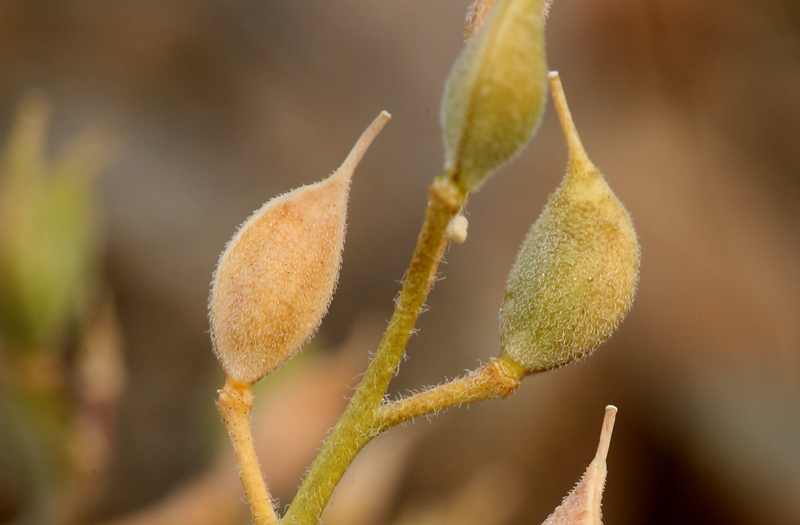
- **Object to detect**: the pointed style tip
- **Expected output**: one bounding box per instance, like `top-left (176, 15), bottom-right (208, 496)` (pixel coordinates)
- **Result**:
top-left (594, 406), bottom-right (618, 464)
top-left (548, 72), bottom-right (590, 167)
top-left (539, 406), bottom-right (617, 525)
top-left (337, 111), bottom-right (391, 177)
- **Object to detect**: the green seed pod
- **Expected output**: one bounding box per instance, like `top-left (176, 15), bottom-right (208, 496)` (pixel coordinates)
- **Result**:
top-left (209, 112), bottom-right (389, 384)
top-left (442, 0), bottom-right (547, 193)
top-left (499, 73), bottom-right (639, 374)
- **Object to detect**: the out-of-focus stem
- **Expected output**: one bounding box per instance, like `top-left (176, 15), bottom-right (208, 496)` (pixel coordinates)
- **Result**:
top-left (216, 380), bottom-right (278, 525)
top-left (283, 176), bottom-right (465, 525)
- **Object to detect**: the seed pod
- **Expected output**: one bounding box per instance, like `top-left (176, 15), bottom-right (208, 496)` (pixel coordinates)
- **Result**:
top-left (465, 0), bottom-right (552, 40)
top-left (209, 112), bottom-right (390, 384)
top-left (499, 73), bottom-right (639, 374)
top-left (540, 406), bottom-right (617, 525)
top-left (442, 0), bottom-right (547, 193)
top-left (464, 0), bottom-right (497, 41)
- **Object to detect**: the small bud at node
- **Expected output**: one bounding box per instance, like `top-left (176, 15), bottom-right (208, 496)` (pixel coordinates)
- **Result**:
top-left (445, 215), bottom-right (468, 244)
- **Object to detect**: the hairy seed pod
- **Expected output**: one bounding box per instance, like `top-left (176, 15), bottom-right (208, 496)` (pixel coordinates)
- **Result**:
top-left (442, 0), bottom-right (547, 193)
top-left (465, 0), bottom-right (497, 41)
top-left (541, 406), bottom-right (617, 525)
top-left (209, 112), bottom-right (390, 384)
top-left (499, 73), bottom-right (639, 374)
top-left (466, 0), bottom-right (553, 40)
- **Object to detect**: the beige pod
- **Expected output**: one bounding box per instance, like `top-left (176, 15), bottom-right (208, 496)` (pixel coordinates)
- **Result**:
top-left (209, 112), bottom-right (390, 384)
top-left (540, 406), bottom-right (618, 525)
top-left (499, 73), bottom-right (639, 373)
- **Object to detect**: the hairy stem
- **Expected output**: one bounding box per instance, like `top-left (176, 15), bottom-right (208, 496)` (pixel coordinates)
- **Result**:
top-left (283, 176), bottom-right (465, 525)
top-left (216, 380), bottom-right (278, 525)
top-left (376, 355), bottom-right (525, 431)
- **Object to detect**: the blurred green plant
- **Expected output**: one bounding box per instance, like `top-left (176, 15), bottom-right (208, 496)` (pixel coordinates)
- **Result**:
top-left (0, 93), bottom-right (114, 350)
top-left (0, 93), bottom-right (123, 525)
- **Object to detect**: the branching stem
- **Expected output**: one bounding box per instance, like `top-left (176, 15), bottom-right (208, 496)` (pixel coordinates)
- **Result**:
top-left (282, 175), bottom-right (466, 525)
top-left (377, 354), bottom-right (525, 431)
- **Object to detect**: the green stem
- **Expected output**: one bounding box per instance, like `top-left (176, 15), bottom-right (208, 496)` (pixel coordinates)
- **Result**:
top-left (376, 355), bottom-right (525, 432)
top-left (282, 176), bottom-right (465, 525)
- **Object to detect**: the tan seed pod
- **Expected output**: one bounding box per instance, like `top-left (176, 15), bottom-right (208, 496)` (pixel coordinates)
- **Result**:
top-left (209, 112), bottom-right (390, 384)
top-left (499, 73), bottom-right (639, 374)
top-left (442, 0), bottom-right (548, 193)
top-left (541, 406), bottom-right (617, 525)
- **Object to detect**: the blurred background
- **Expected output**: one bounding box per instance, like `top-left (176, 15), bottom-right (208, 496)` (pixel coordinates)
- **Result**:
top-left (0, 1), bottom-right (798, 524)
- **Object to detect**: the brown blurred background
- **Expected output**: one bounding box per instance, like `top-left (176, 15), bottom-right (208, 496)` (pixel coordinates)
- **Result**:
top-left (0, 0), bottom-right (799, 524)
